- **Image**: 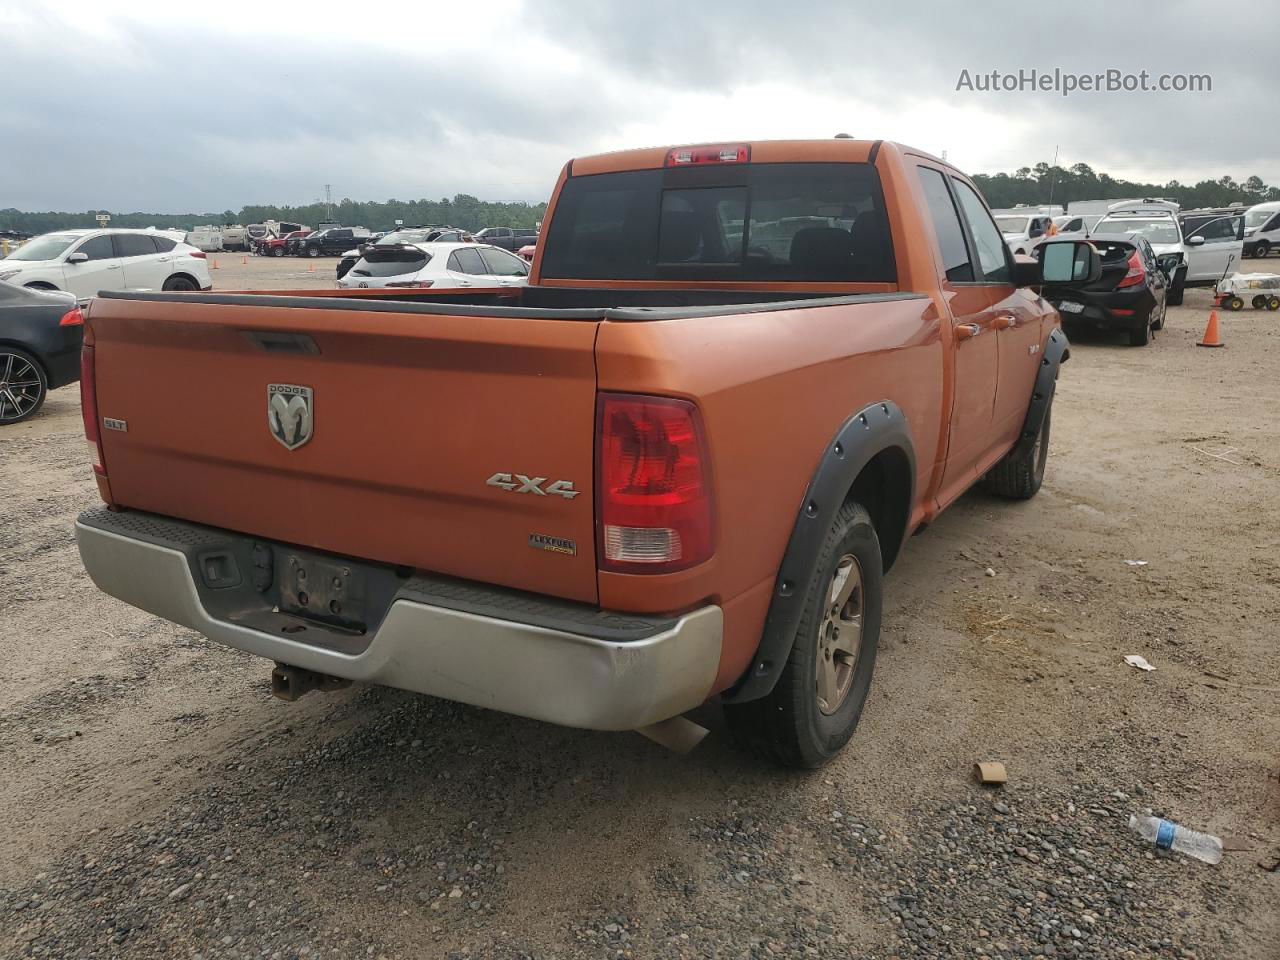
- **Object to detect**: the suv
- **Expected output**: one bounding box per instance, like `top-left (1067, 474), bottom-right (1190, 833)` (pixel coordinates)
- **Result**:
top-left (297, 227), bottom-right (372, 258)
top-left (0, 229), bottom-right (212, 299)
top-left (260, 230), bottom-right (311, 258)
top-left (472, 226), bottom-right (538, 251)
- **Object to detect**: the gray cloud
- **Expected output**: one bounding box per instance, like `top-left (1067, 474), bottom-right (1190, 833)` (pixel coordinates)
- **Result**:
top-left (1, 1), bottom-right (1276, 215)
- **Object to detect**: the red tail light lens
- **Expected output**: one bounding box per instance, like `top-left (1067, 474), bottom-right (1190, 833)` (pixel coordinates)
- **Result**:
top-left (59, 306), bottom-right (84, 326)
top-left (665, 144), bottom-right (750, 166)
top-left (596, 393), bottom-right (713, 572)
top-left (1117, 249), bottom-right (1145, 288)
top-left (79, 344), bottom-right (106, 475)
top-left (189, 250), bottom-right (207, 259)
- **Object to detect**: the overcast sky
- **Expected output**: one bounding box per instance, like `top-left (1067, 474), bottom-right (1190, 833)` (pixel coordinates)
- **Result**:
top-left (1, 0), bottom-right (1273, 213)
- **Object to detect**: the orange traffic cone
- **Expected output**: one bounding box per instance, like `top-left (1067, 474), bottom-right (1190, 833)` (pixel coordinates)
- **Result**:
top-left (1197, 310), bottom-right (1224, 348)
top-left (308, 262), bottom-right (315, 273)
top-left (210, 258), bottom-right (219, 270)
top-left (241, 255), bottom-right (248, 265)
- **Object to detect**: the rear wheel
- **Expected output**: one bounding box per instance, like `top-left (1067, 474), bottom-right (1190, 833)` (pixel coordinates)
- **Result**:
top-left (1151, 298), bottom-right (1167, 330)
top-left (1268, 297), bottom-right (1280, 311)
top-left (1256, 240), bottom-right (1271, 258)
top-left (1128, 318), bottom-right (1152, 346)
top-left (162, 275), bottom-right (198, 292)
top-left (306, 246), bottom-right (320, 258)
top-left (982, 397), bottom-right (1052, 499)
top-left (0, 348), bottom-right (48, 425)
top-left (1252, 295), bottom-right (1268, 310)
top-left (723, 501), bottom-right (882, 768)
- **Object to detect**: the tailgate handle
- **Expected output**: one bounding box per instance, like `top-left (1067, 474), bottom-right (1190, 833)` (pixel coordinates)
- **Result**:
top-left (241, 331), bottom-right (320, 355)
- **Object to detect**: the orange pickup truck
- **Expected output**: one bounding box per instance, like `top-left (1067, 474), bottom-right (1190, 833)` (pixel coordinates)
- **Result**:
top-left (74, 139), bottom-right (1098, 767)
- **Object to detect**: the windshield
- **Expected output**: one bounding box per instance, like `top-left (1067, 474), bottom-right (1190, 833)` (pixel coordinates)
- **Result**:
top-left (6, 233), bottom-right (81, 261)
top-left (1097, 218), bottom-right (1180, 244)
top-left (995, 217), bottom-right (1031, 234)
top-left (1245, 209), bottom-right (1275, 229)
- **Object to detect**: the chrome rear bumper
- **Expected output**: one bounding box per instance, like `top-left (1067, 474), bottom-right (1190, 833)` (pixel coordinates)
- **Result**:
top-left (75, 512), bottom-right (722, 731)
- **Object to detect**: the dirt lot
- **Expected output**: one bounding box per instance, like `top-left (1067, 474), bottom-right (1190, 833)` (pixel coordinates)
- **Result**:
top-left (1, 264), bottom-right (1277, 959)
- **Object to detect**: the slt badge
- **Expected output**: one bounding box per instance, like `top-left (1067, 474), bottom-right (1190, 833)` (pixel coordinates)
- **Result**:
top-left (268, 383), bottom-right (314, 450)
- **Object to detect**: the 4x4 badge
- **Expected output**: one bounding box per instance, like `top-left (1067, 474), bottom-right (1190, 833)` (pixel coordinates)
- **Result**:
top-left (268, 384), bottom-right (313, 450)
top-left (486, 473), bottom-right (580, 499)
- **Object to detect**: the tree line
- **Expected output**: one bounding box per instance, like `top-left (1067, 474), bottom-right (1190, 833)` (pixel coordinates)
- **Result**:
top-left (972, 162), bottom-right (1280, 211)
top-left (0, 194), bottom-right (548, 236)
top-left (5, 164), bottom-right (1280, 237)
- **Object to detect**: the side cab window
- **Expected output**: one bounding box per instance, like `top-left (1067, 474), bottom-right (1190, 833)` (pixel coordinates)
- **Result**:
top-left (950, 179), bottom-right (1013, 284)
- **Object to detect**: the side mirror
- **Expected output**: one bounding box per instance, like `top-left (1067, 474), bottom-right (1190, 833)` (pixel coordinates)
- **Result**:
top-left (1186, 235), bottom-right (1205, 246)
top-left (1017, 239), bottom-right (1101, 287)
top-left (67, 252), bottom-right (89, 264)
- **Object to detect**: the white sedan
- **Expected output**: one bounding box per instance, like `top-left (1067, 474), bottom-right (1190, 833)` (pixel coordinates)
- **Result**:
top-left (337, 241), bottom-right (529, 290)
top-left (0, 229), bottom-right (213, 300)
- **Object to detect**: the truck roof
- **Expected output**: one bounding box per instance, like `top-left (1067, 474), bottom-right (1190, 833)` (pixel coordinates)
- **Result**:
top-left (566, 138), bottom-right (940, 176)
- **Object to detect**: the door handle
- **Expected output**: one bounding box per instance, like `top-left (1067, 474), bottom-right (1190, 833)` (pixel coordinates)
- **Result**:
top-left (955, 323), bottom-right (982, 340)
top-left (995, 314), bottom-right (1017, 329)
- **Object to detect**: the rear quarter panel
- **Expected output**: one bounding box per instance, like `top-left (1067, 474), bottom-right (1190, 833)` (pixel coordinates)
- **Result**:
top-left (595, 296), bottom-right (944, 691)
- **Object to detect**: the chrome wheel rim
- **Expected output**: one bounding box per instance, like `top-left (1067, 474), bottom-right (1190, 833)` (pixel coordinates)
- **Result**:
top-left (0, 352), bottom-right (42, 422)
top-left (816, 553), bottom-right (863, 715)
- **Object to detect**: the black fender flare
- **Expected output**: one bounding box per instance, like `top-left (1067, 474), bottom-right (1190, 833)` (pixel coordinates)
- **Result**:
top-left (1011, 327), bottom-right (1069, 459)
top-left (721, 400), bottom-right (915, 704)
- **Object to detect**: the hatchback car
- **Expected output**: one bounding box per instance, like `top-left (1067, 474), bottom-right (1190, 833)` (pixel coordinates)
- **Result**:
top-left (1037, 233), bottom-right (1173, 346)
top-left (0, 229), bottom-right (212, 300)
top-left (337, 241), bottom-right (530, 290)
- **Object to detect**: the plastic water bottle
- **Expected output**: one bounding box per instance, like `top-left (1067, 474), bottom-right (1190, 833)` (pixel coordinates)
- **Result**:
top-left (1128, 814), bottom-right (1222, 864)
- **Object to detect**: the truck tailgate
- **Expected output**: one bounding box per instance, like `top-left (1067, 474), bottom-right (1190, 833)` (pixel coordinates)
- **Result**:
top-left (88, 296), bottom-right (600, 603)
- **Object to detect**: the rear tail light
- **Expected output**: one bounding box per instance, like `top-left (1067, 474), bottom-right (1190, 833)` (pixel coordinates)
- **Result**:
top-left (385, 280), bottom-right (435, 288)
top-left (189, 250), bottom-right (207, 259)
top-left (596, 393), bottom-right (713, 572)
top-left (665, 144), bottom-right (750, 166)
top-left (1117, 249), bottom-right (1145, 288)
top-left (59, 306), bottom-right (84, 326)
top-left (80, 343), bottom-right (106, 476)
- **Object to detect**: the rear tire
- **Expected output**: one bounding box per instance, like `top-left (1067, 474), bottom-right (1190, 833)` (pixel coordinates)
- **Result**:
top-left (1256, 240), bottom-right (1271, 258)
top-left (1227, 296), bottom-right (1245, 311)
top-left (1252, 295), bottom-right (1268, 310)
top-left (1151, 298), bottom-right (1167, 331)
top-left (0, 347), bottom-right (48, 425)
top-left (982, 398), bottom-right (1052, 499)
top-left (162, 275), bottom-right (198, 292)
top-left (1128, 319), bottom-right (1152, 346)
top-left (272, 246), bottom-right (285, 257)
top-left (723, 501), bottom-right (882, 769)
top-left (306, 246), bottom-right (320, 258)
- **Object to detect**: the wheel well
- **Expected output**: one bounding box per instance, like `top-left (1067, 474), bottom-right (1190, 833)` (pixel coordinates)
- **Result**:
top-left (23, 282), bottom-right (58, 291)
top-left (846, 446), bottom-right (912, 573)
top-left (166, 272), bottom-right (199, 287)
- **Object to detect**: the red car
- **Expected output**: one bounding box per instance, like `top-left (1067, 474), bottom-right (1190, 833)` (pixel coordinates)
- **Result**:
top-left (260, 230), bottom-right (311, 257)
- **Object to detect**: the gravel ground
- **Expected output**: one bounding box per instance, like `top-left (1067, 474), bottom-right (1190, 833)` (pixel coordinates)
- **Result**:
top-left (1, 271), bottom-right (1277, 958)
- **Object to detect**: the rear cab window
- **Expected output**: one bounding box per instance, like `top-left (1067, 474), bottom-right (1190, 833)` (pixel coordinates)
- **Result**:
top-left (539, 162), bottom-right (896, 283)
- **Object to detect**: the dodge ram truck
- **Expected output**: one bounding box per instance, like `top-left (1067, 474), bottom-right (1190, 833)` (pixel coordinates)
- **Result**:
top-left (74, 139), bottom-right (1098, 767)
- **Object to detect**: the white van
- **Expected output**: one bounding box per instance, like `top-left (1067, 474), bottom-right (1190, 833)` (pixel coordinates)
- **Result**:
top-left (185, 225), bottom-right (224, 253)
top-left (1243, 202), bottom-right (1280, 258)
